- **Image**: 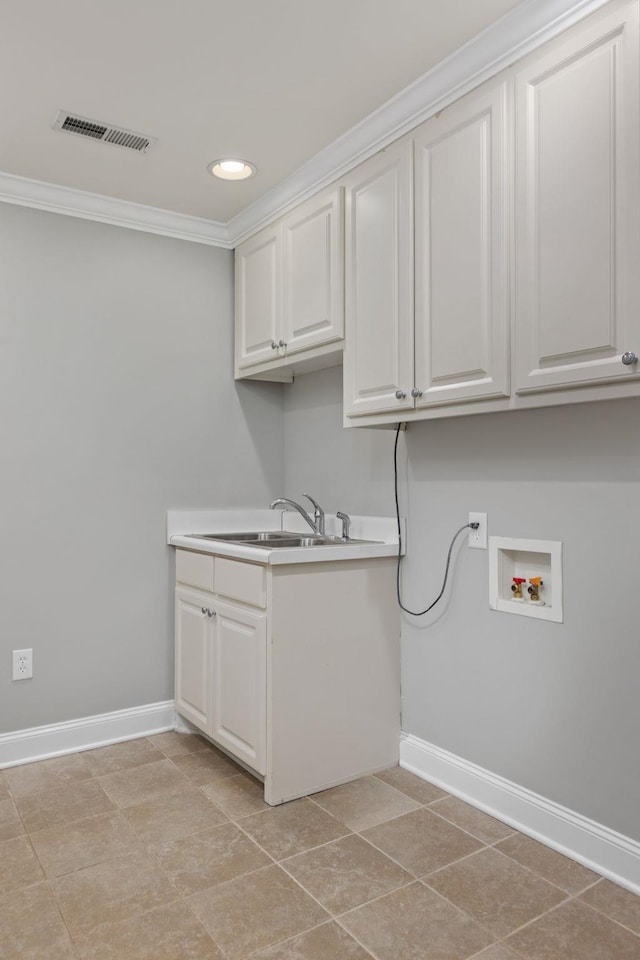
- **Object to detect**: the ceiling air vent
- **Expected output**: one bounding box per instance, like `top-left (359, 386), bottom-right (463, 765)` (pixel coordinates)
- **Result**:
top-left (52, 111), bottom-right (157, 153)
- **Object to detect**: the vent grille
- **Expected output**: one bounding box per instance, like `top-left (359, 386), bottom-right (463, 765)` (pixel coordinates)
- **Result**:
top-left (52, 111), bottom-right (156, 153)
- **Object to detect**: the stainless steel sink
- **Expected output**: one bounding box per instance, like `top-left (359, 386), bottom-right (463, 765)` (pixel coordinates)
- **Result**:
top-left (184, 532), bottom-right (378, 548)
top-left (188, 531), bottom-right (292, 542)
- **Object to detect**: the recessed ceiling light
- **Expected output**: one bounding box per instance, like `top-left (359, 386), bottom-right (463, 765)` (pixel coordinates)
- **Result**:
top-left (208, 158), bottom-right (256, 180)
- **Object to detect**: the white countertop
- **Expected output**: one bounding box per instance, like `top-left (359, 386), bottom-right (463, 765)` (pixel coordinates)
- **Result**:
top-left (168, 509), bottom-right (404, 565)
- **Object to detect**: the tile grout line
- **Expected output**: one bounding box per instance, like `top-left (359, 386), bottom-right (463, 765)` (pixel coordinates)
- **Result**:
top-left (214, 811), bottom-right (397, 957)
top-left (0, 790), bottom-right (83, 952)
top-left (355, 820), bottom-right (492, 880)
top-left (331, 877), bottom-right (493, 960)
top-left (476, 880), bottom-right (640, 952)
top-left (27, 738), bottom-right (231, 958)
top-left (421, 837), bottom-right (609, 907)
top-left (477, 845), bottom-right (605, 901)
top-left (424, 843), bottom-right (577, 900)
top-left (80, 736), bottom-right (264, 958)
top-left (571, 892), bottom-right (640, 940)
top-left (6, 740), bottom-right (640, 959)
top-left (105, 746), bottom-right (238, 959)
top-left (427, 802), bottom-right (520, 845)
top-left (416, 848), bottom-right (575, 945)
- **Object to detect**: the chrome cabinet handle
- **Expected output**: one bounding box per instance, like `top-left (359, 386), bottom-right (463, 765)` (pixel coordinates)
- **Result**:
top-left (395, 390), bottom-right (407, 400)
top-left (622, 351), bottom-right (638, 365)
top-left (411, 387), bottom-right (423, 398)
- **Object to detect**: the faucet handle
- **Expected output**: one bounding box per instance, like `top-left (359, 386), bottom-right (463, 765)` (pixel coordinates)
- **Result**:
top-left (303, 493), bottom-right (323, 513)
top-left (303, 493), bottom-right (325, 535)
top-left (336, 511), bottom-right (351, 541)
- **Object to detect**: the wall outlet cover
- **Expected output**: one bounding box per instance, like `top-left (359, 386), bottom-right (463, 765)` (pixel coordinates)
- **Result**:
top-left (468, 512), bottom-right (488, 549)
top-left (12, 649), bottom-right (33, 681)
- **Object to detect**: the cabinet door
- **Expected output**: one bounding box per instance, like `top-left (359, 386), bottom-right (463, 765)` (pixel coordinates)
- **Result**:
top-left (235, 225), bottom-right (282, 369)
top-left (282, 187), bottom-right (344, 355)
top-left (211, 599), bottom-right (267, 775)
top-left (414, 81), bottom-right (510, 406)
top-left (175, 587), bottom-right (213, 735)
top-left (515, 2), bottom-right (640, 393)
top-left (343, 139), bottom-right (414, 416)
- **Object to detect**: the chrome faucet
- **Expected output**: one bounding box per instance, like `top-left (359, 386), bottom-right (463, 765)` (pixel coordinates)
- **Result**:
top-left (269, 493), bottom-right (325, 535)
top-left (302, 493), bottom-right (325, 535)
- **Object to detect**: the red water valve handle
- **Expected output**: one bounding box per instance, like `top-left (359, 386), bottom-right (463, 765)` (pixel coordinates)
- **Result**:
top-left (512, 577), bottom-right (526, 584)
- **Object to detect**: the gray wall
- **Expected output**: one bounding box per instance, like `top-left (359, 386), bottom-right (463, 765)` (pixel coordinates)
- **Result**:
top-left (0, 204), bottom-right (284, 733)
top-left (284, 365), bottom-right (640, 841)
top-left (3, 201), bottom-right (637, 842)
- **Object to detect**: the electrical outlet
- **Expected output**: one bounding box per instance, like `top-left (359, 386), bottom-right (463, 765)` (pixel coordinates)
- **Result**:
top-left (12, 649), bottom-right (33, 681)
top-left (468, 512), bottom-right (487, 549)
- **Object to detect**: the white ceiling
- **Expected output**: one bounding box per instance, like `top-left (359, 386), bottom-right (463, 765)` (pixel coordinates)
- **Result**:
top-left (0, 0), bottom-right (522, 225)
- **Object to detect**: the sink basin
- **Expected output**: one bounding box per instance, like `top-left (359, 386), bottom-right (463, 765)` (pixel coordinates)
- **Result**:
top-left (188, 531), bottom-right (293, 542)
top-left (185, 532), bottom-right (378, 548)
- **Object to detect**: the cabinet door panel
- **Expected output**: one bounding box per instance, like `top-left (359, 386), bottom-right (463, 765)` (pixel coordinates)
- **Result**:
top-left (212, 600), bottom-right (266, 775)
top-left (283, 188), bottom-right (344, 354)
top-left (235, 226), bottom-right (281, 368)
top-left (343, 140), bottom-right (414, 416)
top-left (515, 3), bottom-right (640, 392)
top-left (175, 587), bottom-right (212, 735)
top-left (414, 81), bottom-right (510, 405)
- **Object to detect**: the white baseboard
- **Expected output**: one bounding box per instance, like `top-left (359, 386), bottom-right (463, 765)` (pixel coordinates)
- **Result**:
top-left (400, 732), bottom-right (640, 895)
top-left (0, 700), bottom-right (176, 768)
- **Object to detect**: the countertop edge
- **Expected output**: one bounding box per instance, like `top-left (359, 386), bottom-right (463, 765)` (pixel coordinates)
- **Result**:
top-left (169, 534), bottom-right (399, 565)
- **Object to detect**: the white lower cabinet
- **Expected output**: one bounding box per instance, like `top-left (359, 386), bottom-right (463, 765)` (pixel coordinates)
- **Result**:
top-left (174, 550), bottom-right (399, 804)
top-left (175, 586), bottom-right (213, 735)
top-left (211, 598), bottom-right (266, 775)
top-left (175, 561), bottom-right (267, 775)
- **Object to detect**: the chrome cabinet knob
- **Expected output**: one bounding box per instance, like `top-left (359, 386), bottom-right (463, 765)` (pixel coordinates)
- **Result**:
top-left (621, 351), bottom-right (638, 365)
top-left (271, 341), bottom-right (277, 350)
top-left (395, 390), bottom-right (407, 400)
top-left (411, 387), bottom-right (423, 398)
top-left (207, 609), bottom-right (216, 618)
top-left (278, 339), bottom-right (286, 348)
top-left (201, 607), bottom-right (207, 614)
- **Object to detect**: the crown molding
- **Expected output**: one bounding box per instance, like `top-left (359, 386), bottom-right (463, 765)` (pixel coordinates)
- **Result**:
top-left (0, 171), bottom-right (231, 247)
top-left (226, 0), bottom-right (611, 245)
top-left (0, 0), bottom-right (611, 248)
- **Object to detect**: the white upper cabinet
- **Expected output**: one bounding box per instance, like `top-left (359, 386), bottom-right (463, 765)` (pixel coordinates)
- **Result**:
top-left (235, 186), bottom-right (344, 380)
top-left (343, 140), bottom-right (414, 417)
top-left (282, 188), bottom-right (344, 355)
top-left (235, 226), bottom-right (281, 370)
top-left (514, 1), bottom-right (640, 393)
top-left (235, 0), bottom-right (640, 417)
top-left (414, 80), bottom-right (510, 406)
top-left (343, 80), bottom-right (509, 419)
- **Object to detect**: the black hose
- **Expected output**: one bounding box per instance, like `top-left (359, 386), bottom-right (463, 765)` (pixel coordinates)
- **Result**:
top-left (394, 424), bottom-right (474, 616)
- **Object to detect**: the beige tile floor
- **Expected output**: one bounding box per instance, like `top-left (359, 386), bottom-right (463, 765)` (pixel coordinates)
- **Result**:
top-left (1, 733), bottom-right (639, 960)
